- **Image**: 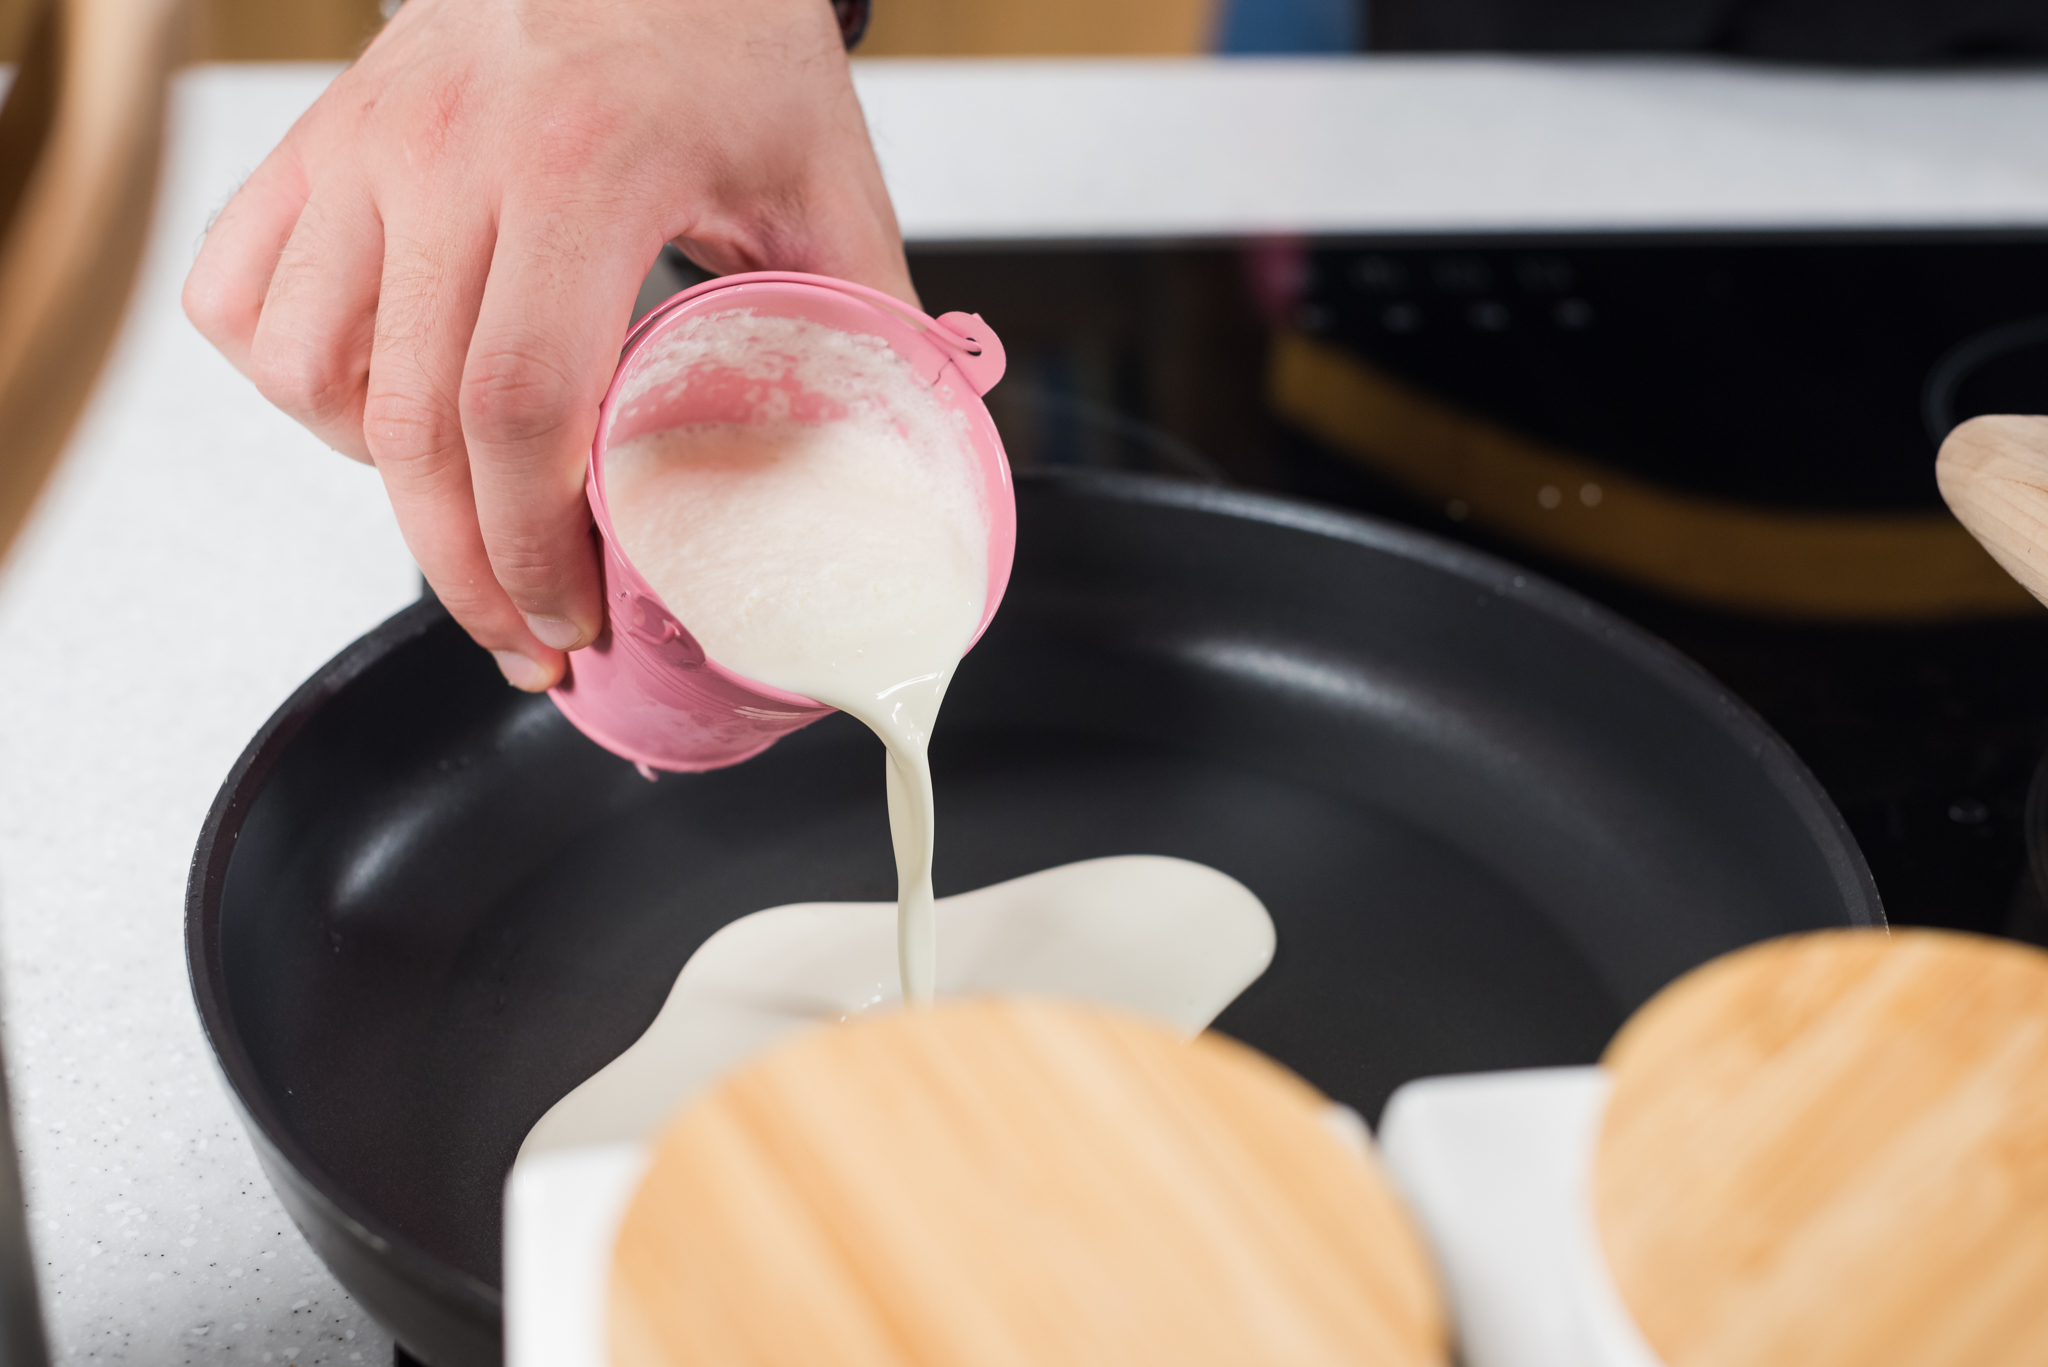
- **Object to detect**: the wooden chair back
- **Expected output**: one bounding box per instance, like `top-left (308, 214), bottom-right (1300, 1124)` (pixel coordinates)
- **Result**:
top-left (0, 0), bottom-right (187, 562)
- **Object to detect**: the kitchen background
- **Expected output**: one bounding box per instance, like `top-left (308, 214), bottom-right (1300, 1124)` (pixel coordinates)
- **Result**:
top-left (10, 0), bottom-right (2046, 61)
top-left (48, 0), bottom-right (2037, 950)
top-left (9, 0), bottom-right (2044, 940)
top-left (5, 2), bottom-right (2048, 1362)
top-left (898, 234), bottom-right (2048, 948)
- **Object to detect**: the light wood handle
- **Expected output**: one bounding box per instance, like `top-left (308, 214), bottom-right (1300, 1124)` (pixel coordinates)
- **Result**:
top-left (1936, 413), bottom-right (2048, 609)
top-left (610, 998), bottom-right (1447, 1367)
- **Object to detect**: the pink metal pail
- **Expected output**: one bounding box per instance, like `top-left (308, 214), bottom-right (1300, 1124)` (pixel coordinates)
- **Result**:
top-left (547, 271), bottom-right (1015, 774)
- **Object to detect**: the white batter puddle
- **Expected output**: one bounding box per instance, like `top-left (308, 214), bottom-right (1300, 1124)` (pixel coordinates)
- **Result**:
top-left (505, 855), bottom-right (1277, 1367)
top-left (519, 855), bottom-right (1276, 1159)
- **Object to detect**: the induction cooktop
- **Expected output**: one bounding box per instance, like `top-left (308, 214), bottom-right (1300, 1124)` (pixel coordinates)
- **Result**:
top-left (894, 232), bottom-right (2048, 945)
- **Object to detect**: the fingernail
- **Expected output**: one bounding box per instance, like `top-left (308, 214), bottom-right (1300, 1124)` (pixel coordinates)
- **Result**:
top-left (492, 650), bottom-right (552, 692)
top-left (524, 614), bottom-right (584, 651)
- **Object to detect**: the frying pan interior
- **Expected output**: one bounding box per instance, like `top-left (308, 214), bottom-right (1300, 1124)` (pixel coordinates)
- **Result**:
top-left (190, 472), bottom-right (1877, 1365)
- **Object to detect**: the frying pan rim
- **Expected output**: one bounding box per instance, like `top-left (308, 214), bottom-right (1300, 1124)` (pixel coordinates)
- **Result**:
top-left (183, 468), bottom-right (1884, 1335)
top-left (185, 597), bottom-right (505, 1322)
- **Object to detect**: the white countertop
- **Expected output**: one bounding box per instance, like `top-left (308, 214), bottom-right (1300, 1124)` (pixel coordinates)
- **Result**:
top-left (2, 55), bottom-right (2046, 1367)
top-left (0, 66), bottom-right (417, 1367)
top-left (859, 56), bottom-right (2048, 239)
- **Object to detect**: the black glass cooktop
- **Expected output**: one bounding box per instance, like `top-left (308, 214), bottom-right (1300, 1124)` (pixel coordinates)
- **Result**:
top-left (900, 232), bottom-right (2048, 945)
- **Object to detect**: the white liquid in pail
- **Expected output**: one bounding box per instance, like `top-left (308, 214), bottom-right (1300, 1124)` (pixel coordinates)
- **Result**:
top-left (605, 312), bottom-right (987, 1003)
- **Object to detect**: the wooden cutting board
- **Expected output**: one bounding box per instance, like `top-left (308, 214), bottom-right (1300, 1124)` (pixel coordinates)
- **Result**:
top-left (609, 996), bottom-right (1446, 1367)
top-left (1595, 928), bottom-right (2048, 1367)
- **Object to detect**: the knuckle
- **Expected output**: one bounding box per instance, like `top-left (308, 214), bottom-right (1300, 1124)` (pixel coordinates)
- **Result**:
top-left (484, 529), bottom-right (571, 594)
top-left (181, 268), bottom-right (252, 349)
top-left (249, 342), bottom-right (362, 425)
top-left (433, 579), bottom-right (514, 641)
top-left (361, 386), bottom-right (462, 474)
top-left (460, 346), bottom-right (583, 451)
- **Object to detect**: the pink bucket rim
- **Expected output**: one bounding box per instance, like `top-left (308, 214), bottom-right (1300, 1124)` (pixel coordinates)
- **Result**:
top-left (583, 270), bottom-right (1015, 713)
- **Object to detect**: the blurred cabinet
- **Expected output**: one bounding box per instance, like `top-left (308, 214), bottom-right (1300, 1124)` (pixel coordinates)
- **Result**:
top-left (1, 0), bottom-right (380, 59)
top-left (191, 0), bottom-right (381, 60)
top-left (0, 0), bottom-right (1212, 61)
top-left (863, 0), bottom-right (1212, 55)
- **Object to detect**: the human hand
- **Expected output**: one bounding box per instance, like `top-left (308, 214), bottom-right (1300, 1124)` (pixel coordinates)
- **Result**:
top-left (184, 0), bottom-right (912, 690)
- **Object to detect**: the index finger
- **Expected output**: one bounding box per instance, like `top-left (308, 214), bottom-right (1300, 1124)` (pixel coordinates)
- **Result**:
top-left (458, 211), bottom-right (644, 652)
top-left (368, 215), bottom-right (569, 691)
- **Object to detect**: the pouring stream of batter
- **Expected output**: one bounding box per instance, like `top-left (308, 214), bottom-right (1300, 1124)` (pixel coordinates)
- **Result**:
top-left (603, 312), bottom-right (988, 1002)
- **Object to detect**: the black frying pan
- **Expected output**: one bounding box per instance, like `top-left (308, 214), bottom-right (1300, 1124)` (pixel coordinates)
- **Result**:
top-left (187, 472), bottom-right (1881, 1367)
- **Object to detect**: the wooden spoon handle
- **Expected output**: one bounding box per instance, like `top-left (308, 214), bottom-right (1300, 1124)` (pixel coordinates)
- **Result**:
top-left (1936, 414), bottom-right (2048, 608)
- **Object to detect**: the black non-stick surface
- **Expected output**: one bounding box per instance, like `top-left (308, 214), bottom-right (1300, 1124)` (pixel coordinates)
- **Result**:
top-left (193, 472), bottom-right (1878, 1348)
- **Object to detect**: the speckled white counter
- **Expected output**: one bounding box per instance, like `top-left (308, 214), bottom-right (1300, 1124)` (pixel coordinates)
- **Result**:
top-left (0, 67), bottom-right (418, 1367)
top-left (3, 55), bottom-right (2047, 1367)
